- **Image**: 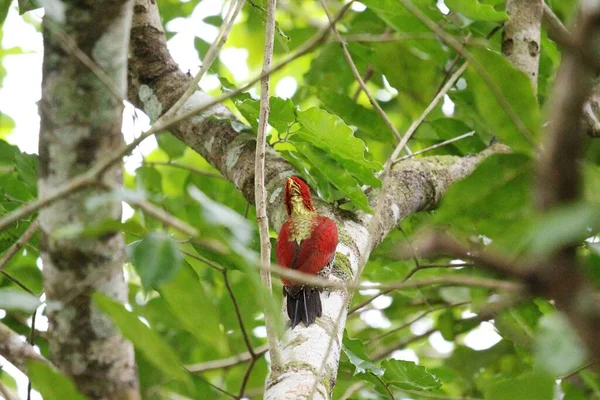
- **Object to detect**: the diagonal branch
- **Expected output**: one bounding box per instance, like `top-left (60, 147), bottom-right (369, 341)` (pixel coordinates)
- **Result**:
top-left (0, 322), bottom-right (50, 374)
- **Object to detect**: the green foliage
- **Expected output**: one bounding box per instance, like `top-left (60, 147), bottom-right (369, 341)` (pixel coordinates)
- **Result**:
top-left (130, 232), bottom-right (183, 290)
top-left (1, 0), bottom-right (599, 399)
top-left (93, 293), bottom-right (194, 390)
top-left (28, 361), bottom-right (86, 400)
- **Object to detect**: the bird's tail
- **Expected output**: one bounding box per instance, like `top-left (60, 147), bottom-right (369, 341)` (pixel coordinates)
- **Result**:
top-left (285, 286), bottom-right (322, 328)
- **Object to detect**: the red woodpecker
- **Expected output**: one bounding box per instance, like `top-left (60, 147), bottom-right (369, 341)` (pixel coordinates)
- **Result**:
top-left (275, 176), bottom-right (338, 328)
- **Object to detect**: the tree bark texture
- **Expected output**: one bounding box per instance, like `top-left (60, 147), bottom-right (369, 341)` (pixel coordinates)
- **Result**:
top-left (503, 0), bottom-right (543, 92)
top-left (39, 1), bottom-right (139, 399)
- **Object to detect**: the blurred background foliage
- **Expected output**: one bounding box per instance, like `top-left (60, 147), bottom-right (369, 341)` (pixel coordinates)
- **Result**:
top-left (0, 0), bottom-right (599, 399)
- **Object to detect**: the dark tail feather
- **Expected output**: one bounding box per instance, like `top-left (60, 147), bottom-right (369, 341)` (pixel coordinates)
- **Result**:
top-left (285, 286), bottom-right (322, 328)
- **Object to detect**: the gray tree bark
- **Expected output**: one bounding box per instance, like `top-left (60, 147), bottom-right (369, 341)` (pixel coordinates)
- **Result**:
top-left (38, 1), bottom-right (139, 399)
top-left (503, 0), bottom-right (543, 92)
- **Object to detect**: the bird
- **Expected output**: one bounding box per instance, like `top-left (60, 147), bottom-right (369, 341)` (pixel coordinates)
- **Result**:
top-left (275, 176), bottom-right (338, 328)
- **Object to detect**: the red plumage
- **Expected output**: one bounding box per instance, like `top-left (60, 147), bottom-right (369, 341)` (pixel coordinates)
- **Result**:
top-left (276, 176), bottom-right (338, 328)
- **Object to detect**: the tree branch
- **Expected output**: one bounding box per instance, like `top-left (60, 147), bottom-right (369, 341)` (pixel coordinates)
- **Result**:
top-left (0, 322), bottom-right (49, 374)
top-left (255, 0), bottom-right (282, 370)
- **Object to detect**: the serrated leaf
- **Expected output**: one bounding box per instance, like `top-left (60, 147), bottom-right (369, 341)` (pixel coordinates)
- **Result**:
top-left (467, 48), bottom-right (540, 154)
top-left (235, 96), bottom-right (295, 133)
top-left (535, 312), bottom-right (587, 376)
top-left (295, 143), bottom-right (372, 213)
top-left (159, 263), bottom-right (226, 353)
top-left (93, 293), bottom-right (193, 388)
top-left (130, 232), bottom-right (183, 289)
top-left (382, 359), bottom-right (441, 391)
top-left (294, 107), bottom-right (381, 187)
top-left (445, 0), bottom-right (508, 21)
top-left (28, 361), bottom-right (86, 400)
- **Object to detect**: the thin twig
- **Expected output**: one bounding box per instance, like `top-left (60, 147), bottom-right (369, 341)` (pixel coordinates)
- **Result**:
top-left (45, 20), bottom-right (124, 102)
top-left (0, 220), bottom-right (39, 272)
top-left (398, 389), bottom-right (482, 400)
top-left (386, 62), bottom-right (469, 170)
top-left (27, 306), bottom-right (38, 400)
top-left (238, 357), bottom-right (257, 399)
top-left (162, 0), bottom-right (246, 122)
top-left (396, 0), bottom-right (535, 145)
top-left (542, 2), bottom-right (571, 45)
top-left (0, 380), bottom-right (16, 400)
top-left (186, 344), bottom-right (269, 373)
top-left (2, 271), bottom-right (36, 295)
top-left (320, 0), bottom-right (406, 146)
top-left (371, 373), bottom-right (395, 400)
top-left (143, 161), bottom-right (225, 180)
top-left (394, 131), bottom-right (476, 163)
top-left (223, 271), bottom-right (255, 357)
top-left (0, 0), bottom-right (355, 235)
top-left (180, 250), bottom-right (224, 272)
top-left (365, 302), bottom-right (469, 344)
top-left (255, 0), bottom-right (282, 370)
top-left (558, 361), bottom-right (594, 380)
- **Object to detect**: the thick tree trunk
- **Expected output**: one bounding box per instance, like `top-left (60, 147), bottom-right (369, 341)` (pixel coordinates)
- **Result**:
top-left (38, 1), bottom-right (139, 399)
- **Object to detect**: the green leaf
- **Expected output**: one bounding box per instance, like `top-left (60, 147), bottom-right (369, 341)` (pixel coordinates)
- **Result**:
top-left (484, 371), bottom-right (554, 400)
top-left (235, 96), bottom-right (295, 133)
top-left (28, 361), bottom-right (86, 400)
top-left (495, 301), bottom-right (542, 349)
top-left (93, 293), bottom-right (193, 388)
top-left (159, 263), bottom-right (226, 352)
top-left (382, 359), bottom-right (441, 391)
top-left (535, 312), bottom-right (587, 376)
top-left (434, 154), bottom-right (533, 243)
top-left (294, 107), bottom-right (381, 187)
top-left (317, 90), bottom-right (389, 141)
top-left (526, 203), bottom-right (600, 257)
top-left (295, 143), bottom-right (372, 212)
top-left (0, 289), bottom-right (40, 312)
top-left (188, 185), bottom-right (254, 247)
top-left (130, 232), bottom-right (183, 289)
top-left (342, 333), bottom-right (384, 376)
top-left (157, 133), bottom-right (187, 159)
top-left (445, 0), bottom-right (508, 22)
top-left (467, 48), bottom-right (540, 154)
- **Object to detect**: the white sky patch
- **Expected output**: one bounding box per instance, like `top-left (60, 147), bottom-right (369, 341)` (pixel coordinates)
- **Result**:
top-left (138, 316), bottom-right (151, 328)
top-left (463, 321), bottom-right (502, 350)
top-left (350, 1), bottom-right (367, 12)
top-left (122, 202), bottom-right (135, 222)
top-left (436, 0), bottom-right (450, 14)
top-left (167, 32), bottom-right (202, 75)
top-left (429, 331), bottom-right (455, 354)
top-left (0, 309), bottom-right (5, 319)
top-left (200, 73), bottom-right (222, 92)
top-left (220, 47), bottom-right (250, 82)
top-left (410, 316), bottom-right (434, 335)
top-left (360, 309), bottom-right (391, 329)
top-left (461, 309), bottom-right (477, 319)
top-left (457, 77), bottom-right (467, 90)
top-left (122, 104), bottom-right (156, 175)
top-left (390, 349), bottom-right (419, 364)
top-left (372, 295), bottom-right (392, 310)
top-left (441, 94), bottom-right (455, 116)
top-left (1, 8), bottom-right (43, 154)
top-left (253, 325), bottom-right (267, 338)
top-left (275, 76), bottom-right (298, 99)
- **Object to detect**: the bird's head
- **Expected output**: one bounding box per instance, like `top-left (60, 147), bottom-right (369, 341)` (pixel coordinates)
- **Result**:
top-left (284, 176), bottom-right (316, 217)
